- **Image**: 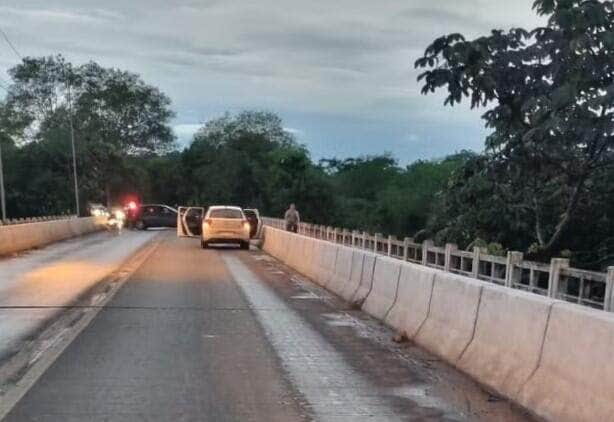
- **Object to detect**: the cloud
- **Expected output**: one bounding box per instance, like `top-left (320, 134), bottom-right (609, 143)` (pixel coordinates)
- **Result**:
top-left (0, 0), bottom-right (545, 162)
top-left (0, 6), bottom-right (124, 24)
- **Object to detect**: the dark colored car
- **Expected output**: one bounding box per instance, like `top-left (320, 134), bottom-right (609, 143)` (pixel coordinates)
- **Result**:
top-left (130, 204), bottom-right (178, 230)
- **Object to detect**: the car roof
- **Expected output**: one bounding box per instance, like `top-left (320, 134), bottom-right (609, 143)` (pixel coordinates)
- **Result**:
top-left (141, 204), bottom-right (178, 211)
top-left (208, 205), bottom-right (243, 210)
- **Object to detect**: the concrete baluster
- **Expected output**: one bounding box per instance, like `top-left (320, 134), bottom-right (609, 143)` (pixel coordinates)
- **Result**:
top-left (403, 237), bottom-right (411, 261)
top-left (547, 258), bottom-right (570, 299)
top-left (505, 251), bottom-right (524, 288)
top-left (374, 233), bottom-right (381, 253)
top-left (444, 243), bottom-right (457, 272)
top-left (472, 246), bottom-right (481, 278)
top-left (422, 240), bottom-right (434, 266)
top-left (604, 267), bottom-right (614, 312)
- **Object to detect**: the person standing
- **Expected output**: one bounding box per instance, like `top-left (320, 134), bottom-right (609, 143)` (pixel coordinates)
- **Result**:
top-left (284, 203), bottom-right (300, 233)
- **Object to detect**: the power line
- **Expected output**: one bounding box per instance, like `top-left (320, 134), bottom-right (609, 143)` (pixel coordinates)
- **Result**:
top-left (0, 26), bottom-right (22, 60)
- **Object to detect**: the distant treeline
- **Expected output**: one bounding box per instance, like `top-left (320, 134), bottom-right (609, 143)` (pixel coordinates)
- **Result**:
top-left (3, 0), bottom-right (614, 273)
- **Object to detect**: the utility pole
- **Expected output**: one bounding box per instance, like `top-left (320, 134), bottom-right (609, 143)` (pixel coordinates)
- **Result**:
top-left (66, 76), bottom-right (80, 216)
top-left (0, 139), bottom-right (6, 222)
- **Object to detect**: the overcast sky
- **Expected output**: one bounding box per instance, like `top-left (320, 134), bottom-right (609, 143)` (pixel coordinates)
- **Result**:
top-left (0, 1), bottom-right (544, 163)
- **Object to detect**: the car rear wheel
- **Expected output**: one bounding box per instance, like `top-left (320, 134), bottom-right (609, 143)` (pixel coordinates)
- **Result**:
top-left (135, 220), bottom-right (146, 230)
top-left (240, 241), bottom-right (250, 250)
top-left (201, 240), bottom-right (209, 249)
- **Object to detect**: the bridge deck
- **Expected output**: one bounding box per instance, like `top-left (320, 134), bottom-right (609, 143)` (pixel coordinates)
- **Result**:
top-left (2, 232), bottom-right (532, 421)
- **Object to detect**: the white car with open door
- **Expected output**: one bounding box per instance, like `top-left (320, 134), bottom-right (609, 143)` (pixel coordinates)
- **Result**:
top-left (200, 206), bottom-right (251, 249)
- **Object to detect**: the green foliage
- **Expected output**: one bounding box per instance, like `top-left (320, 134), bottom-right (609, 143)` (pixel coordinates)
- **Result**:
top-left (4, 55), bottom-right (175, 212)
top-left (417, 0), bottom-right (614, 268)
top-left (322, 152), bottom-right (470, 236)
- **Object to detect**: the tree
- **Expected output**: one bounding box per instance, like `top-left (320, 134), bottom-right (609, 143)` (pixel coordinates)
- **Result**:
top-left (181, 111), bottom-right (335, 219)
top-left (73, 62), bottom-right (175, 205)
top-left (416, 0), bottom-right (614, 257)
top-left (5, 56), bottom-right (176, 208)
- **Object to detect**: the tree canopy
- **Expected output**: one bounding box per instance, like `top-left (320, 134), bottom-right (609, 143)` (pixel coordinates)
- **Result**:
top-left (3, 55), bottom-right (175, 211)
top-left (416, 0), bottom-right (614, 265)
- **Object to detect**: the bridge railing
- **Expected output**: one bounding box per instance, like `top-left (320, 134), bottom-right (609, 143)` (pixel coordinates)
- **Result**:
top-left (0, 214), bottom-right (77, 226)
top-left (262, 217), bottom-right (614, 312)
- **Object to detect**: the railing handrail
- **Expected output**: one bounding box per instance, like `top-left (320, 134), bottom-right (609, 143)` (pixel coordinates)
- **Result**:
top-left (261, 216), bottom-right (614, 312)
top-left (0, 214), bottom-right (78, 226)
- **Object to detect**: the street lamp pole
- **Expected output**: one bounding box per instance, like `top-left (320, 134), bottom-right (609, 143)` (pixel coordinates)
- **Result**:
top-left (0, 140), bottom-right (6, 222)
top-left (67, 79), bottom-right (80, 217)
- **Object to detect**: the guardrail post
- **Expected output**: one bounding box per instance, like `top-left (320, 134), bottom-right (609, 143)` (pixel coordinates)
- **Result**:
top-left (403, 237), bottom-right (411, 261)
top-left (362, 231), bottom-right (368, 250)
top-left (374, 233), bottom-right (381, 253)
top-left (472, 247), bottom-right (481, 278)
top-left (605, 267), bottom-right (614, 312)
top-left (444, 243), bottom-right (457, 272)
top-left (351, 230), bottom-right (357, 247)
top-left (387, 235), bottom-right (393, 256)
top-left (421, 240), bottom-right (433, 266)
top-left (548, 258), bottom-right (570, 299)
top-left (505, 251), bottom-right (524, 288)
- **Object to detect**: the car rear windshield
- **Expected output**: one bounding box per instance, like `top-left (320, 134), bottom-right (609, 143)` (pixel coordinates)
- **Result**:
top-left (243, 210), bottom-right (256, 218)
top-left (209, 209), bottom-right (243, 219)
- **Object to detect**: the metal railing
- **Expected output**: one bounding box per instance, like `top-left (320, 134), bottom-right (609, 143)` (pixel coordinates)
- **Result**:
top-left (0, 214), bottom-right (77, 226)
top-left (262, 217), bottom-right (614, 312)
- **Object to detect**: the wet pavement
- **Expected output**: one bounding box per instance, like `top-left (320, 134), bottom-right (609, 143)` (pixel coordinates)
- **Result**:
top-left (2, 232), bottom-right (534, 421)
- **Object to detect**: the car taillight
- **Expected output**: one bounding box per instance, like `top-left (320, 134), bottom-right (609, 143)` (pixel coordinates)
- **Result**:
top-left (243, 220), bottom-right (250, 230)
top-left (204, 218), bottom-right (213, 226)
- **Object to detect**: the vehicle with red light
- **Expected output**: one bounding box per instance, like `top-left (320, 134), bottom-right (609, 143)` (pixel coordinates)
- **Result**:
top-left (200, 206), bottom-right (251, 249)
top-left (127, 203), bottom-right (178, 230)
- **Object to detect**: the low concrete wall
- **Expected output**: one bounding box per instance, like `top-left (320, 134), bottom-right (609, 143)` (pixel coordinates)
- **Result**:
top-left (314, 242), bottom-right (338, 287)
top-left (327, 245), bottom-right (354, 297)
top-left (0, 217), bottom-right (105, 256)
top-left (339, 250), bottom-right (367, 303)
top-left (385, 263), bottom-right (436, 339)
top-left (414, 272), bottom-right (482, 363)
top-left (458, 286), bottom-right (554, 401)
top-left (518, 303), bottom-right (614, 422)
top-left (286, 233), bottom-right (304, 271)
top-left (361, 256), bottom-right (402, 321)
top-left (261, 226), bottom-right (614, 422)
top-left (350, 252), bottom-right (377, 306)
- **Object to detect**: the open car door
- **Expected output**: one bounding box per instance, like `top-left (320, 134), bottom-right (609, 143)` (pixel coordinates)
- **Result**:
top-left (243, 208), bottom-right (263, 239)
top-left (177, 206), bottom-right (205, 237)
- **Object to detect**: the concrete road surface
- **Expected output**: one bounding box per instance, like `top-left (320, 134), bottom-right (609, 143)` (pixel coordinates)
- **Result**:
top-left (0, 230), bottom-right (159, 361)
top-left (2, 232), bottom-right (534, 421)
